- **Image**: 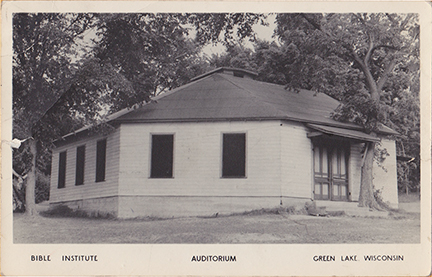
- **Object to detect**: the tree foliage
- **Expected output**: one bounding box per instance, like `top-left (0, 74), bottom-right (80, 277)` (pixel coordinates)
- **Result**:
top-left (187, 13), bottom-right (267, 46)
top-left (274, 13), bottom-right (419, 132)
top-left (13, 13), bottom-right (95, 213)
top-left (92, 14), bottom-right (207, 105)
top-left (13, 13), bottom-right (94, 131)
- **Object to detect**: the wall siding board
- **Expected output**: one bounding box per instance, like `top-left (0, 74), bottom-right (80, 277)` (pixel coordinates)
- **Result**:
top-left (118, 121), bottom-right (283, 197)
top-left (49, 128), bottom-right (121, 203)
top-left (349, 142), bottom-right (363, 202)
top-left (280, 122), bottom-right (313, 199)
top-left (50, 151), bottom-right (59, 190)
top-left (50, 119), bottom-right (398, 217)
top-left (373, 137), bottom-right (398, 207)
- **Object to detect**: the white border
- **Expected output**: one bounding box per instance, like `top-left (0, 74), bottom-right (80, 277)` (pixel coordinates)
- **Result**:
top-left (2, 2), bottom-right (431, 276)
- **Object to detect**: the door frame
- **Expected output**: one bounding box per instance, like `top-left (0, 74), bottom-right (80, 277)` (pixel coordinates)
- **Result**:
top-left (312, 137), bottom-right (350, 201)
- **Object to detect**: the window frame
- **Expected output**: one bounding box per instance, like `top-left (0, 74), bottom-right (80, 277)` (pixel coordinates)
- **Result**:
top-left (221, 132), bottom-right (247, 178)
top-left (58, 151), bottom-right (67, 189)
top-left (149, 133), bottom-right (175, 179)
top-left (96, 139), bottom-right (107, 183)
top-left (75, 145), bottom-right (86, 186)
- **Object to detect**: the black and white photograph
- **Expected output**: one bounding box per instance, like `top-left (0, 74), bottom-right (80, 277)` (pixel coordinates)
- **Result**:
top-left (2, 1), bottom-right (431, 276)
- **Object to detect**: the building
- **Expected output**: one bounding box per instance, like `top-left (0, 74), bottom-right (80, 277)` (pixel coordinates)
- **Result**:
top-left (49, 67), bottom-right (398, 218)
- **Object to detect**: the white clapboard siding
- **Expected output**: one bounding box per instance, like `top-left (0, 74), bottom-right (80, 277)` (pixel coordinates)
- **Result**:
top-left (49, 128), bottom-right (121, 203)
top-left (349, 142), bottom-right (363, 202)
top-left (118, 121), bottom-right (283, 197)
top-left (280, 122), bottom-right (313, 198)
top-left (373, 137), bottom-right (398, 206)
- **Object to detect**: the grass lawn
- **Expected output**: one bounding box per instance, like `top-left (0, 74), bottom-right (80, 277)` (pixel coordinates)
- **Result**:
top-left (13, 209), bottom-right (420, 244)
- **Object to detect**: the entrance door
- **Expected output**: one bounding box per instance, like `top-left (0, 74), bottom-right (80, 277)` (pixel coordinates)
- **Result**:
top-left (313, 140), bottom-right (349, 201)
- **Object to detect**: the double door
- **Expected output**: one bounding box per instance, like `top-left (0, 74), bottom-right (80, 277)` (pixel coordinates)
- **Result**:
top-left (313, 140), bottom-right (349, 201)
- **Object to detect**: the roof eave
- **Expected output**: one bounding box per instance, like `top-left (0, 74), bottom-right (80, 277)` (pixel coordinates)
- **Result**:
top-left (114, 116), bottom-right (395, 135)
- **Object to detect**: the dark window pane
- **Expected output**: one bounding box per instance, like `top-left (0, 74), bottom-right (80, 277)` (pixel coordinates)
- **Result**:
top-left (96, 139), bottom-right (106, 182)
top-left (58, 151), bottom-right (67, 188)
top-left (75, 145), bottom-right (85, 185)
top-left (222, 133), bottom-right (246, 177)
top-left (151, 135), bottom-right (174, 178)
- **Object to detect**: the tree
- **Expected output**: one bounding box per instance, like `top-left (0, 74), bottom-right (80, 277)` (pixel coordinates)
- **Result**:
top-left (88, 13), bottom-right (210, 109)
top-left (272, 13), bottom-right (419, 208)
top-left (207, 43), bottom-right (257, 71)
top-left (187, 13), bottom-right (267, 46)
top-left (13, 13), bottom-right (94, 215)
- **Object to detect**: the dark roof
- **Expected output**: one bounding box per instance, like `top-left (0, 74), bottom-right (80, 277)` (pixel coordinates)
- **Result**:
top-left (113, 68), bottom-right (396, 135)
top-left (60, 67), bottom-right (396, 141)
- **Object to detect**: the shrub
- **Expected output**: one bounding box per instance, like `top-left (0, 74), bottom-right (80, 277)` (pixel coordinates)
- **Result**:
top-left (35, 171), bottom-right (50, 204)
top-left (41, 204), bottom-right (114, 219)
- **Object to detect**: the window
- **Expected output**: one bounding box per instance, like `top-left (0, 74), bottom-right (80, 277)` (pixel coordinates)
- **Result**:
top-left (75, 145), bottom-right (85, 186)
top-left (96, 139), bottom-right (107, 182)
top-left (150, 134), bottom-right (174, 178)
top-left (58, 151), bottom-right (67, 188)
top-left (222, 133), bottom-right (246, 178)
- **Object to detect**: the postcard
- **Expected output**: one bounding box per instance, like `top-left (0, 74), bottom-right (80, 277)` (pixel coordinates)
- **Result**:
top-left (2, 1), bottom-right (431, 276)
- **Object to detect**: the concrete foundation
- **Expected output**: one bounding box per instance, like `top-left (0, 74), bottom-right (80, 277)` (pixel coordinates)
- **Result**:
top-left (51, 195), bottom-right (391, 219)
top-left (51, 195), bottom-right (312, 218)
top-left (117, 195), bottom-right (311, 218)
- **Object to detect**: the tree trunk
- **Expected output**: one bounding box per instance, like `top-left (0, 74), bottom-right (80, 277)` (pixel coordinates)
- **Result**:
top-left (24, 139), bottom-right (37, 216)
top-left (358, 141), bottom-right (382, 210)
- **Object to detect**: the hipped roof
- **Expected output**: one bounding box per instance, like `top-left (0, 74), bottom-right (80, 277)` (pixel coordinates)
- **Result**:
top-left (61, 68), bottom-right (396, 142)
top-left (113, 68), bottom-right (396, 135)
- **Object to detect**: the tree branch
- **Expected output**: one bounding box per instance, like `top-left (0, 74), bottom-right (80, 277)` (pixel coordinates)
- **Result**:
top-left (351, 49), bottom-right (379, 99)
top-left (364, 32), bottom-right (374, 66)
top-left (351, 50), bottom-right (367, 74)
top-left (352, 13), bottom-right (375, 66)
top-left (372, 44), bottom-right (399, 52)
top-left (377, 57), bottom-right (397, 91)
